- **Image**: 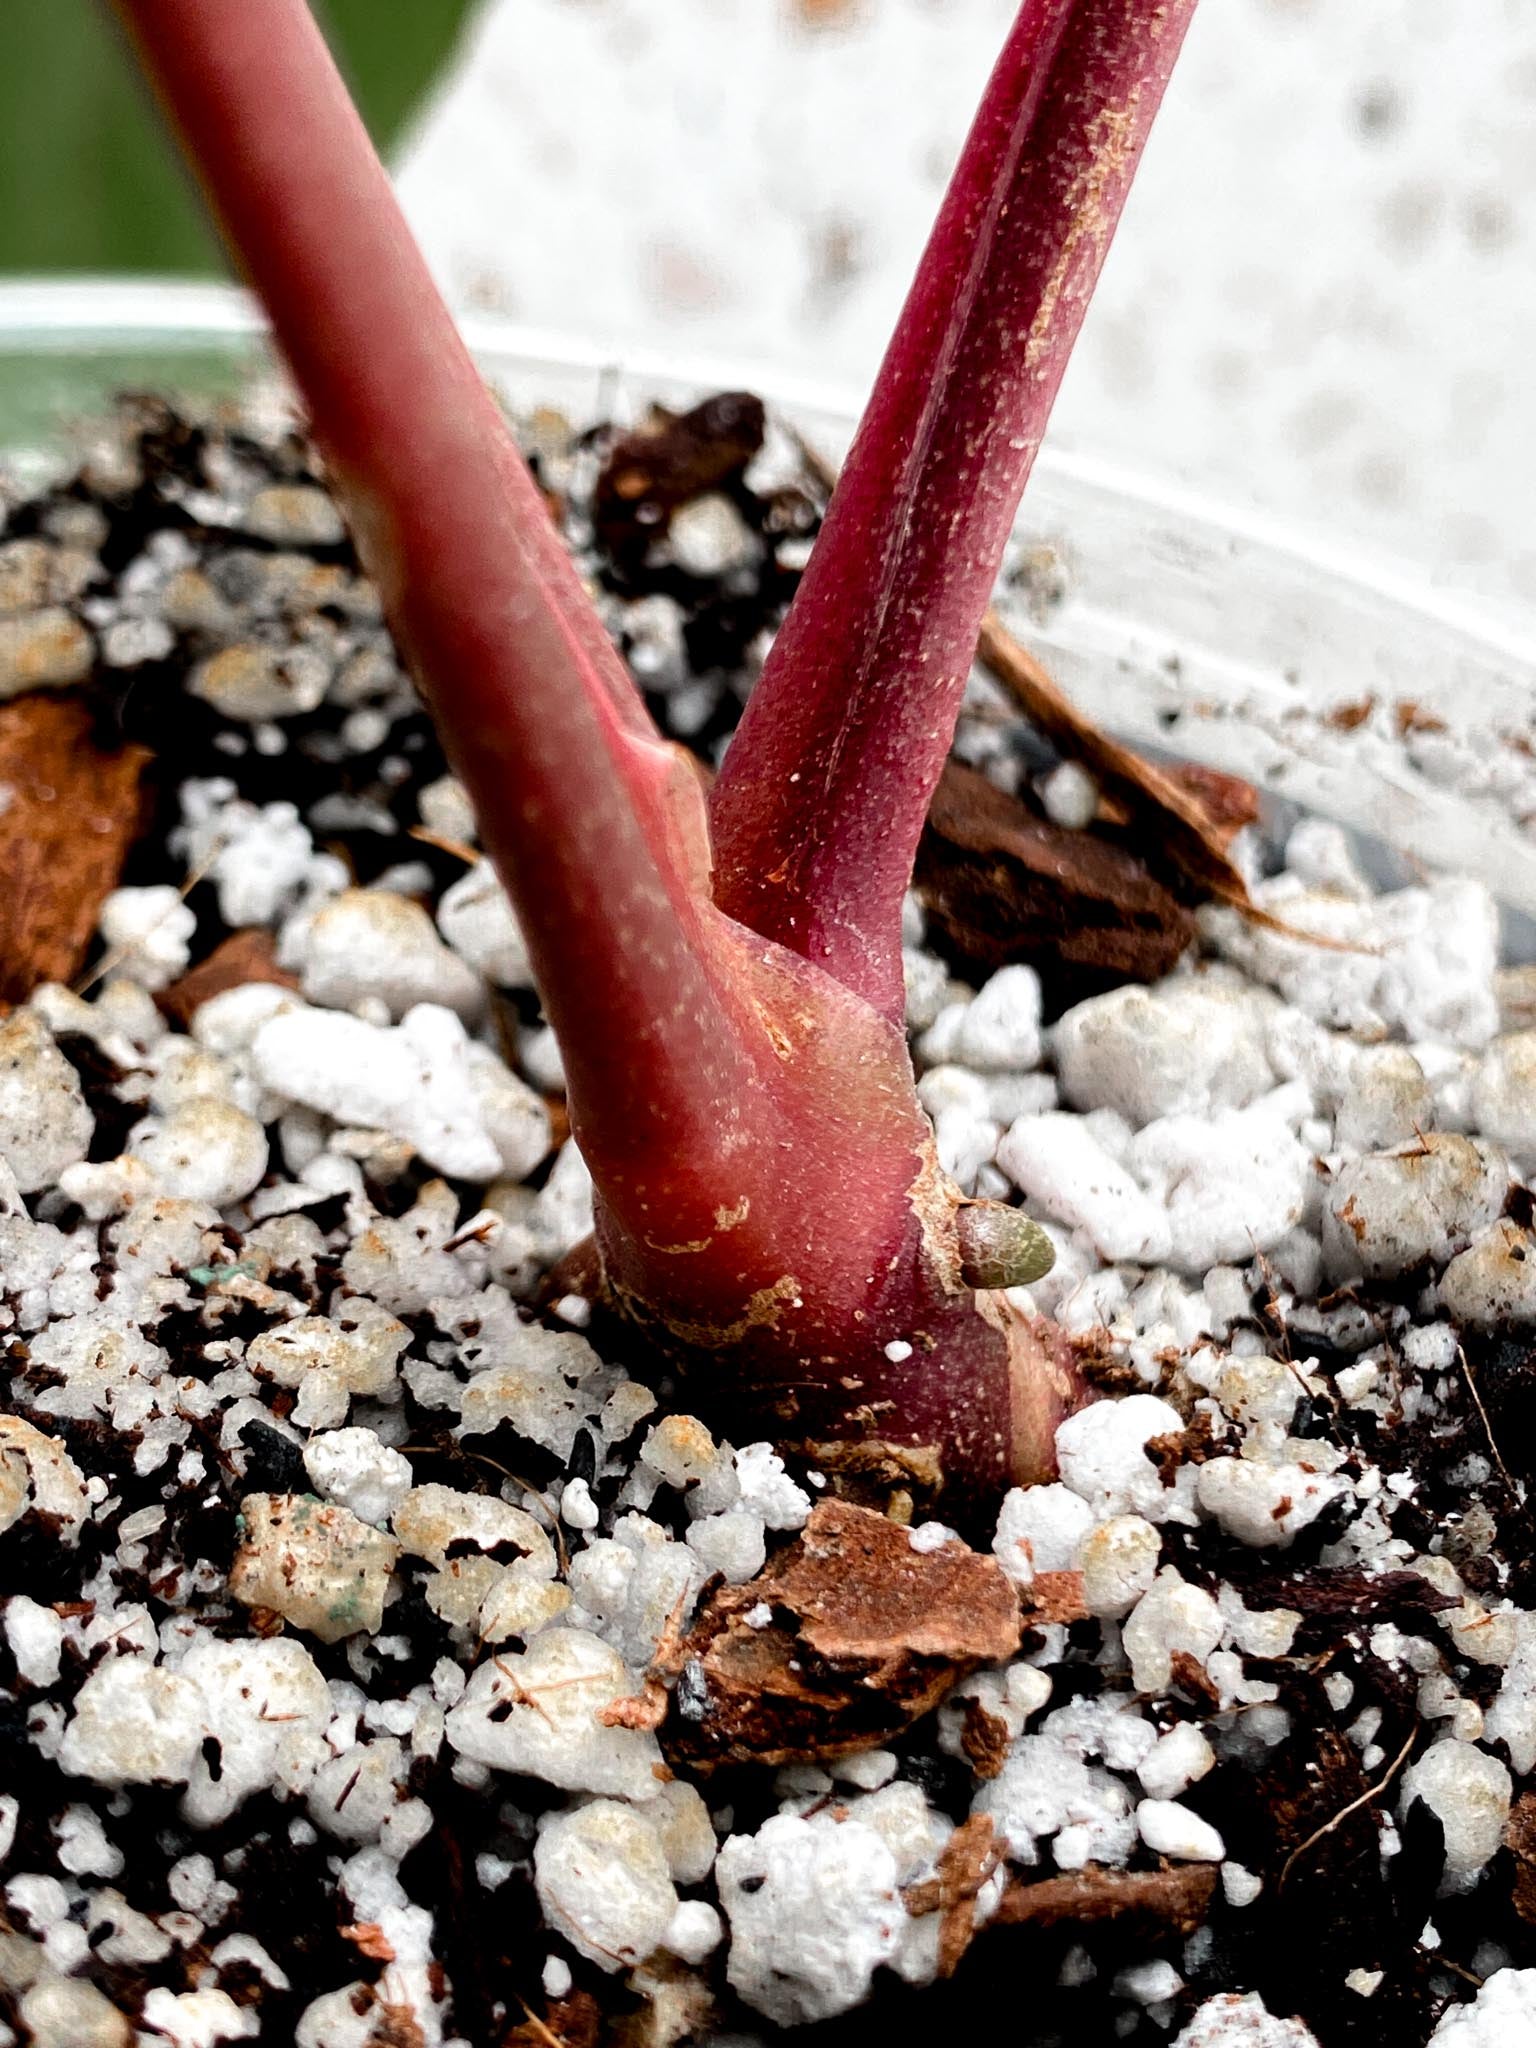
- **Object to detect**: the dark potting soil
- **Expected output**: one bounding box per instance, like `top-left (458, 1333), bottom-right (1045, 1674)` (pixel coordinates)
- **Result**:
top-left (0, 388), bottom-right (1530, 2046)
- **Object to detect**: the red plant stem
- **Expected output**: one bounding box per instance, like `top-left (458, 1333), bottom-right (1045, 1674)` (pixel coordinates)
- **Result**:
top-left (110, 0), bottom-right (763, 1182)
top-left (709, 0), bottom-right (1198, 1020)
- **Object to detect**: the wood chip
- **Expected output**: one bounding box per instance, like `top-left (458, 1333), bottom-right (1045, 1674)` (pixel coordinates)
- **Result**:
top-left (157, 927), bottom-right (298, 1028)
top-left (0, 693), bottom-right (150, 1005)
top-left (916, 758), bottom-right (1195, 1000)
top-left (992, 1862), bottom-right (1217, 1937)
top-left (663, 1499), bottom-right (1020, 1772)
top-left (977, 611), bottom-right (1257, 904)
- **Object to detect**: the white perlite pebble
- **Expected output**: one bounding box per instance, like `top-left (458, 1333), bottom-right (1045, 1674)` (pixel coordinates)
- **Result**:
top-left (253, 1001), bottom-right (550, 1182)
top-left (0, 1416), bottom-right (90, 1543)
top-left (1172, 1992), bottom-right (1318, 2047)
top-left (1053, 978), bottom-right (1276, 1125)
top-left (296, 888), bottom-right (485, 1022)
top-left (1439, 1221), bottom-right (1536, 1329)
top-left (974, 1732), bottom-right (1136, 1870)
top-left (686, 1510), bottom-right (767, 1583)
top-left (665, 491), bottom-right (758, 577)
top-left (0, 1009), bottom-right (93, 1193)
top-left (1196, 1456), bottom-right (1346, 1551)
top-left (998, 1113), bottom-right (1171, 1265)
top-left (992, 1483), bottom-right (1093, 1585)
top-left (228, 1492), bottom-right (399, 1643)
top-left (1486, 1616), bottom-right (1536, 1775)
top-left (1136, 1799), bottom-right (1225, 1862)
top-left (1428, 1969), bottom-right (1536, 2046)
top-left (1138, 1723), bottom-right (1216, 1802)
top-left (946, 965), bottom-right (1043, 1072)
top-left (716, 1812), bottom-right (904, 2027)
top-left (139, 1987), bottom-right (258, 2045)
top-left (247, 1301), bottom-right (410, 1431)
top-left (1129, 1095), bottom-right (1312, 1271)
top-left (1080, 1516), bottom-right (1162, 1619)
top-left (1471, 1032), bottom-right (1536, 1159)
top-left (534, 1800), bottom-right (678, 1972)
top-left (437, 860), bottom-right (535, 988)
top-left (97, 885), bottom-right (197, 991)
top-left (665, 1899), bottom-right (724, 1964)
top-left (1401, 1738), bottom-right (1512, 1890)
top-left (1203, 874), bottom-right (1499, 1049)
top-left (1040, 760), bottom-right (1098, 830)
top-left (1334, 1044), bottom-right (1435, 1153)
top-left (59, 1638), bottom-right (330, 1827)
top-left (1122, 1570), bottom-right (1223, 1695)
top-left (1322, 1136), bottom-right (1509, 1282)
top-left (189, 643), bottom-right (331, 722)
top-left (17, 1976), bottom-right (133, 2048)
top-left (4, 1594), bottom-right (65, 1686)
top-left (302, 1429), bottom-right (413, 1528)
top-left (129, 1098), bottom-right (270, 1210)
top-left (445, 1627), bottom-right (663, 1799)
top-left (1055, 1396), bottom-right (1187, 1524)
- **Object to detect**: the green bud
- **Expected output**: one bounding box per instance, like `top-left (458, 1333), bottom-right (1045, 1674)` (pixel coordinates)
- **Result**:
top-left (956, 1202), bottom-right (1056, 1290)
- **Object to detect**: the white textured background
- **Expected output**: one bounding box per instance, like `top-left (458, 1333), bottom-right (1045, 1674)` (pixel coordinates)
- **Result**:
top-left (398, 0), bottom-right (1536, 613)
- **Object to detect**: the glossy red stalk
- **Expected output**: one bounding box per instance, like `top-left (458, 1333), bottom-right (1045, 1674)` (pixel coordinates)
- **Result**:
top-left (711, 0), bottom-right (1198, 1020)
top-left (113, 0), bottom-right (1191, 1517)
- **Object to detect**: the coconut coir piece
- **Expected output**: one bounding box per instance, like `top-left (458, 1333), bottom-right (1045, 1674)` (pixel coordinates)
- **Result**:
top-left (662, 1498), bottom-right (1021, 1771)
top-left (0, 692), bottom-right (150, 1005)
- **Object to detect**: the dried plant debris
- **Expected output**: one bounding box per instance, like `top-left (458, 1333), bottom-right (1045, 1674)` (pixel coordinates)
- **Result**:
top-left (0, 392), bottom-right (1535, 2046)
top-left (662, 1500), bottom-right (1020, 1771)
top-left (977, 611), bottom-right (1258, 907)
top-left (0, 693), bottom-right (150, 1003)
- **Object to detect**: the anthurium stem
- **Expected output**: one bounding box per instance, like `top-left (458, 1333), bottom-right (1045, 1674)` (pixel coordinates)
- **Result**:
top-left (710, 0), bottom-right (1198, 1021)
top-left (113, 0), bottom-right (1195, 1519)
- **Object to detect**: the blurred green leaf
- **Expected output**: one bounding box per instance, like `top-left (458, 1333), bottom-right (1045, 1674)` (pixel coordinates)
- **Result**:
top-left (0, 0), bottom-right (477, 273)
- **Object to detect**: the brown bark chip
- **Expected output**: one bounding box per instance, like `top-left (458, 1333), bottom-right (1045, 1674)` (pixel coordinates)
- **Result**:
top-left (663, 1500), bottom-right (1021, 1771)
top-left (916, 759), bottom-right (1195, 999)
top-left (157, 927), bottom-right (298, 1028)
top-left (0, 693), bottom-right (150, 1003)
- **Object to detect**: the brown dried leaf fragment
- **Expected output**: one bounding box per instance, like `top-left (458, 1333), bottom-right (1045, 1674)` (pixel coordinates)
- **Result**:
top-left (0, 693), bottom-right (150, 1004)
top-left (157, 927), bottom-right (298, 1028)
top-left (368, 2005), bottom-right (428, 2048)
top-left (595, 393), bottom-right (765, 562)
top-left (916, 760), bottom-right (1195, 1002)
top-left (663, 1500), bottom-right (1020, 1772)
top-left (341, 1921), bottom-right (396, 1963)
top-left (993, 1861), bottom-right (1217, 1938)
top-left (959, 1696), bottom-right (1012, 1781)
top-left (977, 612), bottom-right (1257, 904)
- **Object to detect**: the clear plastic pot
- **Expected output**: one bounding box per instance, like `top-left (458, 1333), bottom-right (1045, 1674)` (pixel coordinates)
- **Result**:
top-left (5, 277), bottom-right (1534, 944)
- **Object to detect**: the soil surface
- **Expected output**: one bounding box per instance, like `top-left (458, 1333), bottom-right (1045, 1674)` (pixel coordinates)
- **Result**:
top-left (0, 391), bottom-right (1532, 2047)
